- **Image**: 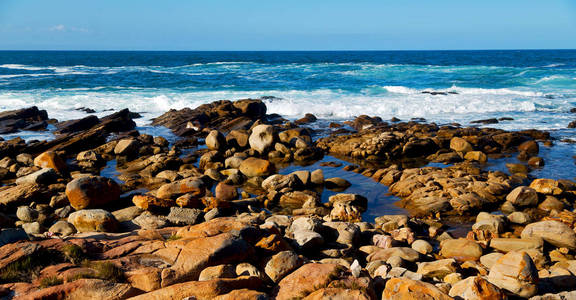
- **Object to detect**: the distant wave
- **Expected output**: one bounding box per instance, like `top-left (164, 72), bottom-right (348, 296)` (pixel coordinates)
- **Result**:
top-left (379, 85), bottom-right (546, 97)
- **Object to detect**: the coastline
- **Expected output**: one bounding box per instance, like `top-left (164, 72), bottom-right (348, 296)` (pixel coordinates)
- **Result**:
top-left (0, 99), bottom-right (575, 299)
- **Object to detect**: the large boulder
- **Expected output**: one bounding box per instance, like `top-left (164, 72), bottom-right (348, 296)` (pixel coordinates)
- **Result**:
top-left (249, 125), bottom-right (275, 154)
top-left (65, 176), bottom-right (121, 210)
top-left (529, 179), bottom-right (563, 195)
top-left (206, 130), bottom-right (227, 151)
top-left (487, 251), bottom-right (538, 298)
top-left (0, 106), bottom-right (48, 134)
top-left (67, 209), bottom-right (118, 232)
top-left (450, 137), bottom-right (473, 153)
top-left (521, 220), bottom-right (576, 250)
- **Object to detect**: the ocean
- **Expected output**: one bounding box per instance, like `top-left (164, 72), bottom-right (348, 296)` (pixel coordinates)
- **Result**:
top-left (0, 50), bottom-right (575, 181)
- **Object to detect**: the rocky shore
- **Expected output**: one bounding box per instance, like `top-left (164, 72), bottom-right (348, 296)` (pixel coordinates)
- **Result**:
top-left (0, 99), bottom-right (575, 299)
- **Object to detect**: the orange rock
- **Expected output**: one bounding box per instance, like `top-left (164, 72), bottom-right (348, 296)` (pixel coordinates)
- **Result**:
top-left (213, 289), bottom-right (269, 300)
top-left (156, 177), bottom-right (206, 199)
top-left (132, 195), bottom-right (175, 210)
top-left (19, 278), bottom-right (140, 300)
top-left (382, 277), bottom-right (452, 300)
top-left (440, 238), bottom-right (483, 261)
top-left (33, 151), bottom-right (67, 174)
top-left (449, 276), bottom-right (506, 300)
top-left (175, 217), bottom-right (256, 240)
top-left (239, 157), bottom-right (275, 177)
top-left (274, 263), bottom-right (345, 300)
top-left (126, 267), bottom-right (162, 292)
top-left (163, 232), bottom-right (254, 285)
top-left (304, 288), bottom-right (371, 300)
top-left (65, 176), bottom-right (121, 210)
top-left (255, 234), bottom-right (292, 253)
top-left (127, 276), bottom-right (262, 300)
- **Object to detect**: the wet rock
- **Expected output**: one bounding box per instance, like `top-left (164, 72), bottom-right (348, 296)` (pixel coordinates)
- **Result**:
top-left (325, 177), bottom-right (351, 189)
top-left (311, 169), bottom-right (324, 185)
top-left (519, 140), bottom-right (539, 155)
top-left (66, 176), bottom-right (122, 210)
top-left (527, 156), bottom-right (544, 167)
top-left (382, 277), bottom-right (452, 300)
top-left (440, 239), bottom-right (483, 261)
top-left (521, 220), bottom-right (576, 250)
top-left (464, 151), bottom-right (488, 163)
top-left (487, 251), bottom-right (538, 298)
top-left (68, 209), bottom-right (118, 232)
top-left (54, 115), bottom-right (100, 134)
top-left (239, 157), bottom-right (275, 177)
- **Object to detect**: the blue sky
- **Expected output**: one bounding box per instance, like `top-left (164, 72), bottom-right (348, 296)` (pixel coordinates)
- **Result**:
top-left (0, 0), bottom-right (575, 50)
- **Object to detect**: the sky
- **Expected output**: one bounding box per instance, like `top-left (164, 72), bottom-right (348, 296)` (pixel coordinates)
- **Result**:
top-left (0, 0), bottom-right (575, 51)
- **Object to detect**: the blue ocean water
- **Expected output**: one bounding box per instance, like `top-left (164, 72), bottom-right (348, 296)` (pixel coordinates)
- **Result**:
top-left (0, 50), bottom-right (575, 180)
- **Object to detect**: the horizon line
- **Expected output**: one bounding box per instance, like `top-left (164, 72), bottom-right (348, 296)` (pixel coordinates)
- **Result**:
top-left (0, 48), bottom-right (575, 52)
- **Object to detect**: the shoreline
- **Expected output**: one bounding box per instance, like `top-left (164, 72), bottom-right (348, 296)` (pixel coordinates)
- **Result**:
top-left (0, 99), bottom-right (575, 299)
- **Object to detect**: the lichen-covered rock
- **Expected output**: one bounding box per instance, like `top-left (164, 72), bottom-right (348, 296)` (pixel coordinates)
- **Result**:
top-left (449, 276), bottom-right (506, 300)
top-left (67, 209), bottom-right (118, 232)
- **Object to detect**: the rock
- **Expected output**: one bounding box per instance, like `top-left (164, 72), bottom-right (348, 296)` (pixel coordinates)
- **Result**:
top-left (54, 115), bottom-right (100, 134)
top-left (506, 186), bottom-right (538, 207)
top-left (133, 212), bottom-right (167, 229)
top-left (249, 125), bottom-right (275, 154)
top-left (22, 221), bottom-right (42, 234)
top-left (519, 140), bottom-right (539, 155)
top-left (490, 238), bottom-right (543, 252)
top-left (199, 264), bottom-right (236, 281)
top-left (213, 289), bottom-right (269, 300)
top-left (262, 174), bottom-right (302, 191)
top-left (449, 276), bottom-right (506, 300)
top-left (66, 176), bottom-right (121, 210)
top-left (450, 193), bottom-right (487, 213)
top-left (382, 278), bottom-right (452, 300)
top-left (24, 278), bottom-right (139, 300)
top-left (48, 220), bottom-right (77, 236)
top-left (305, 288), bottom-right (371, 300)
top-left (527, 156), bottom-right (544, 167)
top-left (417, 259), bottom-right (459, 279)
top-left (292, 230), bottom-right (323, 250)
top-left (239, 157), bottom-right (275, 177)
top-left (295, 113), bottom-right (317, 125)
top-left (368, 247), bottom-right (420, 263)
top-left (311, 169), bottom-right (324, 185)
top-left (529, 179), bottom-right (563, 195)
top-left (521, 220), bottom-right (576, 250)
top-left (15, 168), bottom-right (58, 185)
top-left (167, 232), bottom-right (254, 284)
top-left (0, 106), bottom-right (48, 134)
top-left (114, 139), bottom-right (140, 156)
top-left (325, 177), bottom-right (351, 189)
top-left (215, 182), bottom-right (238, 201)
top-left (67, 209), bottom-right (118, 232)
top-left (280, 191), bottom-right (319, 209)
top-left (128, 276), bottom-right (262, 300)
top-left (440, 239), bottom-right (483, 261)
top-left (33, 151), bottom-right (67, 174)
top-left (156, 177), bottom-right (206, 199)
top-left (274, 263), bottom-right (344, 300)
top-left (538, 195), bottom-right (565, 212)
top-left (16, 206), bottom-right (38, 222)
top-left (265, 251), bottom-right (303, 282)
top-left (487, 251), bottom-right (538, 298)
top-left (206, 130), bottom-right (227, 151)
top-left (464, 151), bottom-right (488, 163)
top-left (167, 207), bottom-right (203, 225)
top-left (412, 239), bottom-right (433, 254)
top-left (132, 194), bottom-right (174, 210)
top-left (226, 130), bottom-right (250, 149)
top-left (480, 253), bottom-right (504, 269)
top-left (507, 211), bottom-right (531, 224)
top-left (450, 137), bottom-right (473, 152)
